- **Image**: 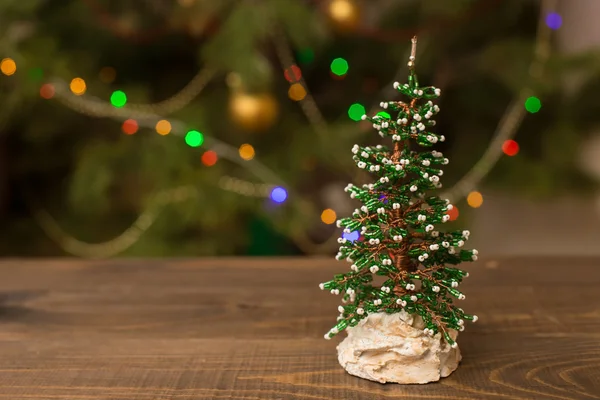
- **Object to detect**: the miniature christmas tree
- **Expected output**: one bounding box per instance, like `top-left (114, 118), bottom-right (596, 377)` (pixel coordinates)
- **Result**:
top-left (320, 37), bottom-right (478, 350)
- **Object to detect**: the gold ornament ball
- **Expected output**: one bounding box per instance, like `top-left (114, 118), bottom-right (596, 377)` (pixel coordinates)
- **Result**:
top-left (229, 92), bottom-right (279, 132)
top-left (328, 0), bottom-right (360, 31)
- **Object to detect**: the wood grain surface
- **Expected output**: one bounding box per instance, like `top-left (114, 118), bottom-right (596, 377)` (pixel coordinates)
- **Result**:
top-left (0, 257), bottom-right (599, 399)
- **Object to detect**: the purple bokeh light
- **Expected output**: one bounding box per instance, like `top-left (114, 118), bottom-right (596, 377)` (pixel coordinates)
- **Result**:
top-left (343, 230), bottom-right (360, 242)
top-left (545, 12), bottom-right (562, 30)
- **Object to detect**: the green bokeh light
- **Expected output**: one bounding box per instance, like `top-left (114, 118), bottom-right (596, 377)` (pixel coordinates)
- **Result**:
top-left (525, 96), bottom-right (541, 113)
top-left (297, 48), bottom-right (315, 64)
top-left (28, 68), bottom-right (44, 82)
top-left (110, 90), bottom-right (127, 108)
top-left (377, 111), bottom-right (391, 119)
top-left (348, 103), bottom-right (366, 121)
top-left (330, 58), bottom-right (349, 76)
top-left (185, 130), bottom-right (204, 147)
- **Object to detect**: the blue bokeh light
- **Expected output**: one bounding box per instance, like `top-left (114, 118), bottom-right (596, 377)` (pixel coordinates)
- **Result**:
top-left (343, 230), bottom-right (360, 242)
top-left (545, 12), bottom-right (562, 30)
top-left (270, 186), bottom-right (288, 203)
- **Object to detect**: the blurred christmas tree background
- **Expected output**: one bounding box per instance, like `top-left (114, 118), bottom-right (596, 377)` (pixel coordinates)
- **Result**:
top-left (1, 0), bottom-right (599, 257)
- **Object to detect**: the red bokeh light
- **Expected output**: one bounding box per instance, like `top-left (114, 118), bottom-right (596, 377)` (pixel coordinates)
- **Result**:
top-left (447, 206), bottom-right (459, 222)
top-left (201, 150), bottom-right (218, 167)
top-left (284, 65), bottom-right (302, 83)
top-left (502, 140), bottom-right (519, 156)
top-left (40, 84), bottom-right (55, 99)
top-left (122, 119), bottom-right (138, 135)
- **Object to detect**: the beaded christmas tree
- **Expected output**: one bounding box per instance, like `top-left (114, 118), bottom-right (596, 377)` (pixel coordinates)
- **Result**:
top-left (320, 37), bottom-right (478, 348)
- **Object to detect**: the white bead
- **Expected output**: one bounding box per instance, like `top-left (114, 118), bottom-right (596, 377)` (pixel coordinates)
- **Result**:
top-left (443, 158), bottom-right (449, 164)
top-left (324, 333), bottom-right (331, 340)
top-left (431, 231), bottom-right (439, 237)
top-left (319, 283), bottom-right (325, 290)
top-left (351, 264), bottom-right (358, 272)
top-left (343, 228), bottom-right (351, 233)
top-left (458, 294), bottom-right (466, 300)
top-left (393, 82), bottom-right (400, 89)
top-left (361, 114), bottom-right (367, 120)
top-left (447, 204), bottom-right (454, 210)
top-left (357, 308), bottom-right (364, 315)
top-left (423, 173), bottom-right (429, 179)
top-left (458, 319), bottom-right (464, 326)
top-left (338, 305), bottom-right (345, 313)
top-left (393, 203), bottom-right (400, 209)
top-left (405, 284), bottom-right (412, 290)
top-left (370, 265), bottom-right (379, 273)
top-left (463, 230), bottom-right (471, 237)
top-left (451, 281), bottom-right (458, 288)
top-left (434, 88), bottom-right (441, 96)
top-left (442, 241), bottom-right (449, 248)
top-left (425, 224), bottom-right (434, 232)
top-left (361, 206), bottom-right (368, 213)
top-left (410, 185), bottom-right (418, 192)
top-left (414, 114), bottom-right (421, 121)
top-left (439, 135), bottom-right (445, 142)
top-left (448, 247), bottom-right (456, 254)
top-left (442, 215), bottom-right (450, 222)
top-left (472, 255), bottom-right (478, 261)
top-left (422, 160), bottom-right (430, 166)
top-left (434, 105), bottom-right (440, 112)
top-left (410, 295), bottom-right (418, 302)
top-left (418, 255), bottom-right (424, 262)
top-left (432, 286), bottom-right (440, 292)
top-left (429, 244), bottom-right (439, 250)
top-left (392, 135), bottom-right (401, 141)
top-left (472, 249), bottom-right (478, 255)
top-left (472, 315), bottom-right (478, 322)
top-left (457, 240), bottom-right (465, 247)
top-left (418, 90), bottom-right (423, 95)
top-left (451, 342), bottom-right (458, 349)
top-left (331, 327), bottom-right (339, 334)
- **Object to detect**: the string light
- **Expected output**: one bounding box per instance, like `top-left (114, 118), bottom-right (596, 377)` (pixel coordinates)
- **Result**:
top-left (284, 65), bottom-right (302, 82)
top-left (447, 206), bottom-right (459, 222)
top-left (545, 12), bottom-right (562, 30)
top-left (330, 57), bottom-right (349, 76)
top-left (288, 83), bottom-right (307, 101)
top-left (155, 119), bottom-right (171, 135)
top-left (99, 67), bottom-right (116, 83)
top-left (239, 144), bottom-right (255, 160)
top-left (110, 90), bottom-right (127, 108)
top-left (321, 208), bottom-right (337, 224)
top-left (70, 78), bottom-right (87, 96)
top-left (201, 150), bottom-right (218, 166)
top-left (502, 140), bottom-right (519, 156)
top-left (270, 186), bottom-right (288, 203)
top-left (122, 119), bottom-right (138, 135)
top-left (348, 103), bottom-right (366, 121)
top-left (467, 191), bottom-right (483, 208)
top-left (0, 58), bottom-right (16, 76)
top-left (525, 96), bottom-right (541, 113)
top-left (40, 84), bottom-right (55, 99)
top-left (185, 130), bottom-right (204, 147)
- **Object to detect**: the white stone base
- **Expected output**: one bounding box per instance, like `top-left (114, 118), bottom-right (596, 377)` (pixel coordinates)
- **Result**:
top-left (337, 311), bottom-right (461, 384)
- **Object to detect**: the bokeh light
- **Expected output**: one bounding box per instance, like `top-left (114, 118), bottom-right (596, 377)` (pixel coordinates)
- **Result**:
top-left (270, 186), bottom-right (288, 203)
top-left (0, 58), bottom-right (17, 76)
top-left (297, 48), bottom-right (315, 64)
top-left (288, 83), bottom-right (307, 101)
top-left (502, 140), bottom-right (519, 156)
top-left (70, 78), bottom-right (86, 96)
top-left (467, 191), bottom-right (484, 208)
top-left (185, 130), bottom-right (204, 147)
top-left (343, 230), bottom-right (360, 242)
top-left (110, 90), bottom-right (127, 108)
top-left (545, 12), bottom-right (562, 30)
top-left (99, 67), bottom-right (116, 83)
top-left (40, 84), bottom-right (55, 99)
top-left (201, 150), bottom-right (218, 166)
top-left (122, 119), bottom-right (138, 135)
top-left (155, 120), bottom-right (171, 135)
top-left (239, 144), bottom-right (255, 160)
top-left (330, 57), bottom-right (349, 76)
top-left (29, 68), bottom-right (43, 82)
top-left (348, 103), bottom-right (366, 121)
top-left (525, 96), bottom-right (541, 113)
top-left (447, 206), bottom-right (459, 222)
top-left (321, 208), bottom-right (337, 225)
top-left (284, 65), bottom-right (302, 82)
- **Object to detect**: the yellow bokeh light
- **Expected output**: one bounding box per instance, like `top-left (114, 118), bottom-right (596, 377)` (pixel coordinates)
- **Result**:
top-left (321, 209), bottom-right (337, 225)
top-left (155, 119), bottom-right (172, 135)
top-left (0, 58), bottom-right (17, 76)
top-left (70, 77), bottom-right (87, 96)
top-left (288, 83), bottom-right (307, 101)
top-left (239, 144), bottom-right (255, 161)
top-left (467, 191), bottom-right (483, 208)
top-left (329, 0), bottom-right (354, 21)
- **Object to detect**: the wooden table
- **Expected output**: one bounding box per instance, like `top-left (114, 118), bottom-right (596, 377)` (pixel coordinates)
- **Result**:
top-left (0, 258), bottom-right (598, 399)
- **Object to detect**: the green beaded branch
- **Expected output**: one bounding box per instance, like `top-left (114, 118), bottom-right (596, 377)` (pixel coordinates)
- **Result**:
top-left (319, 37), bottom-right (478, 348)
